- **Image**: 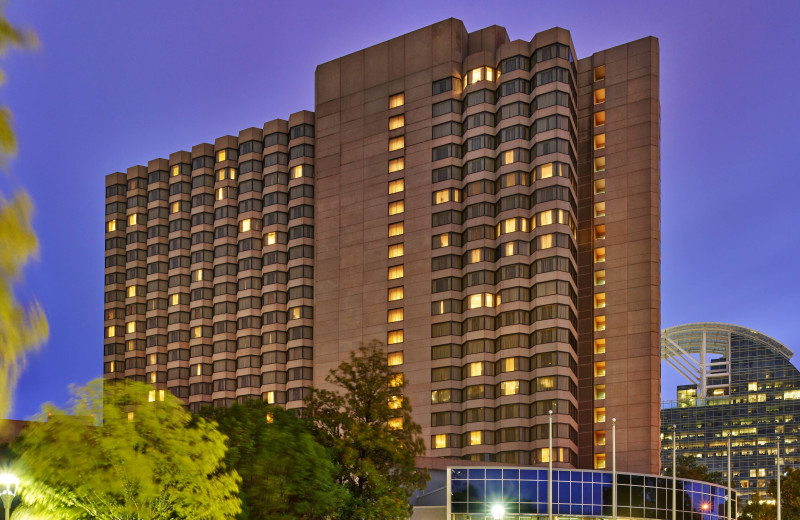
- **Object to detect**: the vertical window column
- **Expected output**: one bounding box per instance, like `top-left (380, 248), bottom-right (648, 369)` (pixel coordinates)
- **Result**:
top-left (388, 93), bottom-right (405, 426)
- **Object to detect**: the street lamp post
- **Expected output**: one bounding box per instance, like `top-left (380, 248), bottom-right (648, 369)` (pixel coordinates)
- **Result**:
top-left (727, 436), bottom-right (732, 520)
top-left (492, 503), bottom-right (505, 520)
top-left (672, 425), bottom-right (677, 520)
top-left (777, 436), bottom-right (781, 520)
top-left (612, 418), bottom-right (617, 520)
top-left (0, 473), bottom-right (19, 520)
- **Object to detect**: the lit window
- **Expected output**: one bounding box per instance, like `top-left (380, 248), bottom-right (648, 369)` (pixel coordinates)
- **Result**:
top-left (170, 202), bottom-right (180, 214)
top-left (149, 372), bottom-right (157, 384)
top-left (127, 411), bottom-right (134, 421)
top-left (594, 316), bottom-right (606, 332)
top-left (388, 330), bottom-right (404, 345)
top-left (108, 361), bottom-right (116, 373)
top-left (192, 326), bottom-right (203, 339)
top-left (388, 244), bottom-right (404, 258)
top-left (388, 136), bottom-right (405, 152)
top-left (467, 293), bottom-right (495, 309)
top-left (434, 434), bottom-right (448, 449)
top-left (388, 222), bottom-right (404, 237)
top-left (594, 157), bottom-right (606, 172)
top-left (128, 214), bottom-right (140, 226)
top-left (389, 115), bottom-right (405, 130)
top-left (266, 412), bottom-right (273, 423)
top-left (594, 339), bottom-right (606, 354)
top-left (388, 395), bottom-right (402, 410)
top-left (148, 390), bottom-right (156, 402)
top-left (191, 269), bottom-right (204, 282)
top-left (389, 93), bottom-right (404, 109)
top-left (503, 150), bottom-right (514, 164)
top-left (266, 232), bottom-right (276, 245)
top-left (388, 308), bottom-right (404, 323)
top-left (389, 373), bottom-right (404, 387)
top-left (594, 88), bottom-right (606, 104)
top-left (240, 219), bottom-right (252, 232)
top-left (594, 134), bottom-right (606, 150)
top-left (594, 293), bottom-right (606, 309)
top-left (217, 150), bottom-right (227, 162)
top-left (595, 385), bottom-right (606, 400)
top-left (388, 158), bottom-right (405, 173)
top-left (594, 247), bottom-right (606, 263)
top-left (595, 407), bottom-right (606, 423)
top-left (388, 351), bottom-right (404, 366)
top-left (265, 391), bottom-right (275, 404)
top-left (216, 188), bottom-right (225, 200)
top-left (469, 430), bottom-right (483, 446)
top-left (388, 287), bottom-right (404, 301)
top-left (170, 294), bottom-right (180, 306)
top-left (106, 325), bottom-right (117, 338)
top-left (595, 431), bottom-right (606, 446)
top-left (291, 165), bottom-right (308, 179)
top-left (106, 220), bottom-right (117, 232)
top-left (388, 179), bottom-right (404, 195)
top-left (431, 389), bottom-right (452, 404)
top-left (388, 200), bottom-right (404, 216)
top-left (595, 224), bottom-right (606, 240)
top-left (748, 382), bottom-right (758, 391)
top-left (388, 266), bottom-right (404, 280)
top-left (758, 468), bottom-right (766, 477)
top-left (594, 453), bottom-right (607, 469)
top-left (388, 417), bottom-right (403, 430)
top-left (468, 362), bottom-right (483, 377)
top-left (500, 380), bottom-right (519, 396)
top-left (433, 233), bottom-right (449, 248)
top-left (126, 286), bottom-right (137, 297)
top-left (595, 362), bottom-right (606, 377)
top-left (594, 111), bottom-right (606, 127)
top-left (540, 448), bottom-right (551, 463)
top-left (594, 178), bottom-right (606, 194)
top-left (539, 163), bottom-right (553, 179)
top-left (594, 65), bottom-right (606, 82)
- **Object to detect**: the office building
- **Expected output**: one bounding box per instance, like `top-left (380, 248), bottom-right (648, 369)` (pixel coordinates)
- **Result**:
top-left (661, 322), bottom-right (800, 502)
top-left (104, 18), bottom-right (661, 473)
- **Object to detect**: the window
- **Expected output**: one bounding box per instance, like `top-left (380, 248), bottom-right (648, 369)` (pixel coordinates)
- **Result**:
top-left (594, 338), bottom-right (606, 354)
top-left (389, 373), bottom-right (404, 387)
top-left (594, 65), bottom-right (606, 82)
top-left (291, 165), bottom-right (312, 179)
top-left (388, 417), bottom-right (403, 430)
top-left (388, 200), bottom-right (404, 216)
top-left (594, 178), bottom-right (606, 194)
top-left (594, 247), bottom-right (606, 263)
top-left (388, 351), bottom-right (404, 366)
top-left (388, 222), bottom-right (404, 237)
top-left (595, 431), bottom-right (606, 446)
top-left (463, 66), bottom-right (497, 87)
top-left (594, 407), bottom-right (606, 423)
top-left (594, 133), bottom-right (606, 150)
top-left (388, 179), bottom-right (404, 195)
top-left (748, 382), bottom-right (758, 391)
top-left (468, 362), bottom-right (483, 377)
top-left (388, 158), bottom-right (404, 173)
top-left (388, 136), bottom-right (404, 152)
top-left (388, 244), bottom-right (404, 258)
top-left (467, 293), bottom-right (495, 309)
top-left (468, 430), bottom-right (483, 446)
top-left (594, 293), bottom-right (606, 309)
top-left (595, 224), bottom-right (606, 240)
top-left (266, 232), bottom-right (277, 245)
top-left (388, 395), bottom-right (402, 409)
top-left (594, 453), bottom-right (607, 469)
top-left (433, 188), bottom-right (461, 204)
top-left (388, 309), bottom-right (404, 323)
top-left (128, 214), bottom-right (141, 226)
top-left (594, 316), bottom-right (606, 332)
top-left (388, 287), bottom-right (404, 301)
top-left (594, 88), bottom-right (606, 104)
top-left (388, 330), bottom-right (403, 345)
top-left (389, 115), bottom-right (405, 130)
top-left (389, 93), bottom-right (404, 109)
top-left (434, 434), bottom-right (447, 449)
top-left (500, 380), bottom-right (519, 396)
top-left (594, 111), bottom-right (606, 127)
top-left (594, 362), bottom-right (606, 377)
top-left (388, 265), bottom-right (404, 280)
top-left (595, 384), bottom-right (606, 400)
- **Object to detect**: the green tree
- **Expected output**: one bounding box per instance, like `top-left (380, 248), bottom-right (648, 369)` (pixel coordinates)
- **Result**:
top-left (0, 3), bottom-right (48, 423)
top-left (305, 341), bottom-right (429, 520)
top-left (739, 492), bottom-right (776, 520)
top-left (663, 455), bottom-right (726, 485)
top-left (200, 399), bottom-right (344, 520)
top-left (768, 466), bottom-right (800, 520)
top-left (12, 380), bottom-right (240, 519)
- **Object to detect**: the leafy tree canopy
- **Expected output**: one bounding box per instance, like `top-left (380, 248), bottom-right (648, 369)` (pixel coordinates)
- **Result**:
top-left (199, 399), bottom-right (344, 520)
top-left (12, 380), bottom-right (240, 520)
top-left (305, 341), bottom-right (429, 520)
top-left (663, 455), bottom-right (726, 485)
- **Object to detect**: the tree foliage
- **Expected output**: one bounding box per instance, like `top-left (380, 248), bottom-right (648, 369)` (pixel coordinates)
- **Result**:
top-left (768, 466), bottom-right (800, 520)
top-left (0, 2), bottom-right (47, 423)
top-left (663, 455), bottom-right (726, 485)
top-left (739, 492), bottom-right (776, 520)
top-left (304, 341), bottom-right (429, 520)
top-left (11, 380), bottom-right (240, 520)
top-left (199, 399), bottom-right (344, 520)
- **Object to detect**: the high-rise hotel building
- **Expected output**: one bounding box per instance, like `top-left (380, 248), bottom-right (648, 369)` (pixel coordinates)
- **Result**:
top-left (104, 19), bottom-right (660, 474)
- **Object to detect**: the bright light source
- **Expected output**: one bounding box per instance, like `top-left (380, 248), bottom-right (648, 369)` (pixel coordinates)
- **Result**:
top-left (491, 503), bottom-right (504, 519)
top-left (701, 503), bottom-right (710, 511)
top-left (0, 472), bottom-right (19, 496)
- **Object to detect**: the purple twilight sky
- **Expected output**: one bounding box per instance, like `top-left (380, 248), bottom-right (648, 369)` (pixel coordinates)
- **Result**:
top-left (3, 0), bottom-right (799, 420)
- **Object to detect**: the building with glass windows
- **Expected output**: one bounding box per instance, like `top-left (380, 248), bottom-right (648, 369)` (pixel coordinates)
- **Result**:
top-left (661, 323), bottom-right (800, 502)
top-left (409, 464), bottom-right (735, 520)
top-left (104, 18), bottom-right (661, 472)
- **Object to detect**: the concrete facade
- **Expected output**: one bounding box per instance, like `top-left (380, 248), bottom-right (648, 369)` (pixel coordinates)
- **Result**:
top-left (104, 19), bottom-right (660, 474)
